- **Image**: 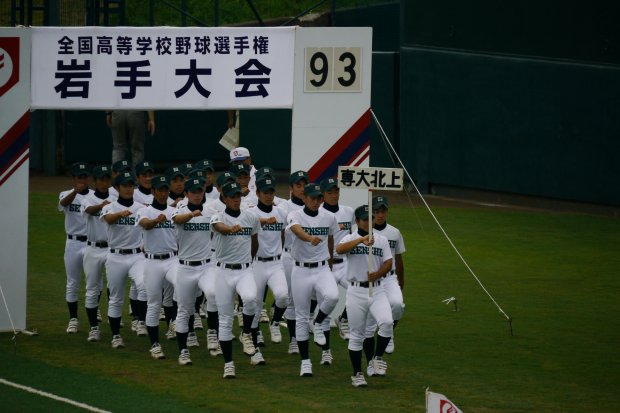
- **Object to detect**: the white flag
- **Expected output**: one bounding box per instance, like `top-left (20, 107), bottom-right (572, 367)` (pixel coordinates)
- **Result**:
top-left (426, 389), bottom-right (463, 413)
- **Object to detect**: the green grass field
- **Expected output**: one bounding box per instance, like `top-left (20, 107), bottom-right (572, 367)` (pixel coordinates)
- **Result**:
top-left (1, 190), bottom-right (619, 412)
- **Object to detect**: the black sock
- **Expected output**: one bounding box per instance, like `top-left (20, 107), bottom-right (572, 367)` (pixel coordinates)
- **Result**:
top-left (109, 316), bottom-right (121, 336)
top-left (287, 319), bottom-right (296, 340)
top-left (138, 300), bottom-right (147, 322)
top-left (163, 305), bottom-right (175, 325)
top-left (207, 311), bottom-right (219, 331)
top-left (177, 331), bottom-right (188, 352)
top-left (251, 327), bottom-right (259, 346)
top-left (172, 300), bottom-right (178, 319)
top-left (340, 307), bottom-right (348, 320)
top-left (272, 305), bottom-right (285, 323)
top-left (98, 291), bottom-right (102, 304)
top-left (363, 337), bottom-right (375, 363)
top-left (188, 314), bottom-right (195, 333)
top-left (129, 299), bottom-right (138, 320)
top-left (67, 301), bottom-right (78, 319)
top-left (242, 313), bottom-right (254, 334)
top-left (85, 307), bottom-right (98, 328)
top-left (194, 293), bottom-right (204, 314)
top-left (375, 334), bottom-right (391, 357)
top-left (147, 325), bottom-right (159, 345)
top-left (393, 319), bottom-right (399, 329)
top-left (107, 288), bottom-right (110, 300)
top-left (220, 339), bottom-right (233, 363)
top-left (322, 330), bottom-right (331, 351)
top-left (237, 295), bottom-right (244, 309)
top-left (349, 349), bottom-right (363, 375)
top-left (314, 309), bottom-right (328, 325)
top-left (298, 339), bottom-right (310, 360)
top-left (309, 299), bottom-right (318, 315)
top-left (263, 288), bottom-right (269, 302)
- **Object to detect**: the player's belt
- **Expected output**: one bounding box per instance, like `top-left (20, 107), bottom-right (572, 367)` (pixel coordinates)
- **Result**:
top-left (387, 270), bottom-right (395, 276)
top-left (179, 259), bottom-right (210, 266)
top-left (256, 255), bottom-right (281, 262)
top-left (110, 248), bottom-right (141, 255)
top-left (295, 260), bottom-right (327, 268)
top-left (332, 258), bottom-right (344, 264)
top-left (284, 248), bottom-right (290, 253)
top-left (217, 262), bottom-right (251, 270)
top-left (67, 234), bottom-right (87, 242)
top-left (87, 241), bottom-right (108, 248)
top-left (145, 252), bottom-right (178, 260)
top-left (351, 280), bottom-right (381, 288)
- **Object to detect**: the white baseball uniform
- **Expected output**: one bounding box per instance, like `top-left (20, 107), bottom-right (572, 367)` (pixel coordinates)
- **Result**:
top-left (249, 204), bottom-right (289, 330)
top-left (210, 208), bottom-right (260, 341)
top-left (136, 203), bottom-right (178, 328)
top-left (81, 190), bottom-right (115, 310)
top-left (322, 203), bottom-right (355, 288)
top-left (59, 188), bottom-right (92, 304)
top-left (279, 198), bottom-right (305, 321)
top-left (287, 208), bottom-right (340, 341)
top-left (134, 187), bottom-right (153, 206)
top-left (172, 204), bottom-right (215, 335)
top-left (374, 223), bottom-right (406, 321)
top-left (340, 231), bottom-right (394, 352)
top-left (101, 200), bottom-right (146, 319)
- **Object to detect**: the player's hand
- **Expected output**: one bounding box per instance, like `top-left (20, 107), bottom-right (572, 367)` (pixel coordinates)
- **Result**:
top-left (100, 200), bottom-right (111, 207)
top-left (361, 235), bottom-right (374, 246)
top-left (156, 214), bottom-right (166, 222)
top-left (309, 236), bottom-right (322, 246)
top-left (192, 210), bottom-right (202, 217)
top-left (264, 217), bottom-right (277, 225)
top-left (241, 186), bottom-right (250, 196)
top-left (120, 210), bottom-right (132, 217)
top-left (230, 224), bottom-right (242, 234)
top-left (339, 223), bottom-right (345, 230)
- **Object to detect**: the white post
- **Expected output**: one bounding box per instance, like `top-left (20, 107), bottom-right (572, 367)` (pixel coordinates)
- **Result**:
top-left (368, 189), bottom-right (373, 297)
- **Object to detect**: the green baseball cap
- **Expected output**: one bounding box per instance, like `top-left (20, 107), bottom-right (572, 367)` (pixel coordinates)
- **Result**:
top-left (188, 169), bottom-right (206, 179)
top-left (289, 170), bottom-right (308, 185)
top-left (355, 205), bottom-right (370, 220)
top-left (92, 165), bottom-right (112, 179)
top-left (71, 162), bottom-right (90, 177)
top-left (135, 161), bottom-right (155, 175)
top-left (194, 159), bottom-right (215, 172)
top-left (184, 177), bottom-right (205, 192)
top-left (114, 171), bottom-right (135, 186)
top-left (180, 162), bottom-right (194, 176)
top-left (255, 166), bottom-right (274, 179)
top-left (216, 171), bottom-right (235, 187)
top-left (372, 196), bottom-right (389, 210)
top-left (320, 177), bottom-right (339, 192)
top-left (151, 175), bottom-right (169, 189)
top-left (166, 165), bottom-right (185, 180)
top-left (222, 182), bottom-right (242, 197)
top-left (304, 183), bottom-right (322, 198)
top-left (230, 163), bottom-right (250, 176)
top-left (112, 160), bottom-right (131, 173)
top-left (256, 177), bottom-right (276, 192)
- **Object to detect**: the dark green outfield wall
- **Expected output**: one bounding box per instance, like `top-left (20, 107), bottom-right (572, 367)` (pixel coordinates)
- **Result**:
top-left (400, 1), bottom-right (620, 205)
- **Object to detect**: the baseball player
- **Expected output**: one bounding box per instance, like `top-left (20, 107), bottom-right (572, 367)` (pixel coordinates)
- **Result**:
top-left (210, 182), bottom-right (261, 378)
top-left (320, 177), bottom-right (355, 340)
top-left (206, 171), bottom-right (236, 213)
top-left (81, 165), bottom-right (115, 341)
top-left (336, 205), bottom-right (394, 387)
top-left (229, 147), bottom-right (257, 196)
top-left (171, 177), bottom-right (215, 365)
top-left (134, 161), bottom-right (155, 205)
top-left (59, 162), bottom-right (93, 334)
top-left (249, 177), bottom-right (289, 349)
top-left (136, 175), bottom-right (178, 360)
top-left (368, 195), bottom-right (406, 356)
top-left (109, 160), bottom-right (132, 199)
top-left (101, 171), bottom-right (147, 349)
top-left (278, 171), bottom-right (309, 354)
top-left (287, 183), bottom-right (340, 376)
top-left (165, 165), bottom-right (186, 207)
top-left (194, 159), bottom-right (219, 201)
top-left (230, 163), bottom-right (256, 209)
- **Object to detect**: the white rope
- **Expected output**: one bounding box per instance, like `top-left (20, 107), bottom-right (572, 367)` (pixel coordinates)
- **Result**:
top-left (370, 109), bottom-right (511, 323)
top-left (0, 281), bottom-right (18, 336)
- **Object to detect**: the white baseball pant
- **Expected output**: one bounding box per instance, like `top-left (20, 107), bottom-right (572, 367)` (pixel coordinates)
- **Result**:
top-left (347, 284), bottom-right (393, 351)
top-left (175, 263), bottom-right (207, 334)
top-left (144, 256), bottom-right (177, 327)
top-left (64, 239), bottom-right (86, 302)
top-left (251, 259), bottom-right (289, 329)
top-left (105, 253), bottom-right (145, 318)
top-left (214, 265), bottom-right (257, 341)
top-left (83, 245), bottom-right (107, 308)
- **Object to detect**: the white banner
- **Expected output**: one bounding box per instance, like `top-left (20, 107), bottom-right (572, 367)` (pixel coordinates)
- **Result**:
top-left (337, 166), bottom-right (404, 191)
top-left (426, 389), bottom-right (464, 413)
top-left (31, 26), bottom-right (295, 110)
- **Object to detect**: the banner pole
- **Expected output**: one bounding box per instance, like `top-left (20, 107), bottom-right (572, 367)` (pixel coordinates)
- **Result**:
top-left (368, 189), bottom-right (373, 297)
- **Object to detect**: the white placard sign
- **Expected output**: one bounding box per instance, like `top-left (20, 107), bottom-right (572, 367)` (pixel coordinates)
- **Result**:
top-left (337, 166), bottom-right (404, 191)
top-left (31, 26), bottom-right (295, 110)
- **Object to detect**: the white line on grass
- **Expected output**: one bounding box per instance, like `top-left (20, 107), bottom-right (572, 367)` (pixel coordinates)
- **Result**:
top-left (0, 378), bottom-right (112, 413)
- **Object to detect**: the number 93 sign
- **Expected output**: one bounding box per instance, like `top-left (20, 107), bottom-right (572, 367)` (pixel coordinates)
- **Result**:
top-left (304, 47), bottom-right (361, 93)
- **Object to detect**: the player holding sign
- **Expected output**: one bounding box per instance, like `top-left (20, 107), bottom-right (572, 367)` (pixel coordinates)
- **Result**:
top-left (336, 205), bottom-right (393, 387)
